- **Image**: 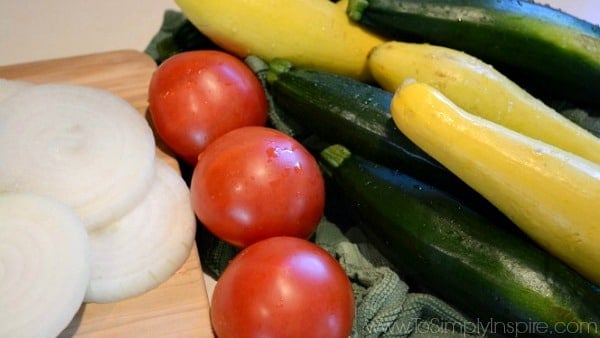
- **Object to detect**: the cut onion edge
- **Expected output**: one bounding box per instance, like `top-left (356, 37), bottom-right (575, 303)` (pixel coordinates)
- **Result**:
top-left (0, 192), bottom-right (91, 338)
top-left (0, 83), bottom-right (156, 231)
top-left (85, 159), bottom-right (197, 303)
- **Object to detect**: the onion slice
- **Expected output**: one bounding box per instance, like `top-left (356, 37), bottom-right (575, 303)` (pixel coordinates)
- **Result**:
top-left (0, 83), bottom-right (156, 231)
top-left (0, 78), bottom-right (32, 103)
top-left (85, 159), bottom-right (197, 303)
top-left (0, 192), bottom-right (90, 338)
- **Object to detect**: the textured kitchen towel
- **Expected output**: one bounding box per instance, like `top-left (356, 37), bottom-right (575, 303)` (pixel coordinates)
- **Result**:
top-left (315, 218), bottom-right (483, 338)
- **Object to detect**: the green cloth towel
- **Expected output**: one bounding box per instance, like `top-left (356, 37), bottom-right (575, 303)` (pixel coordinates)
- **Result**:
top-left (315, 218), bottom-right (483, 338)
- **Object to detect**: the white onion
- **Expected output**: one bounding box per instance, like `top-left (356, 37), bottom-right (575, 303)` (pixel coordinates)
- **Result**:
top-left (0, 78), bottom-right (32, 103)
top-left (0, 192), bottom-right (90, 338)
top-left (0, 83), bottom-right (156, 231)
top-left (85, 159), bottom-right (197, 303)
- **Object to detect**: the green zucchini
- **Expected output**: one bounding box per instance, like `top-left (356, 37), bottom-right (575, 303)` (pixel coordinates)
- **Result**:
top-left (266, 59), bottom-right (509, 222)
top-left (319, 144), bottom-right (600, 337)
top-left (266, 59), bottom-right (439, 173)
top-left (346, 0), bottom-right (600, 108)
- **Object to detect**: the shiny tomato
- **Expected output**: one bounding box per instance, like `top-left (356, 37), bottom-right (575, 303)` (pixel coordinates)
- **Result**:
top-left (148, 50), bottom-right (268, 165)
top-left (210, 236), bottom-right (355, 338)
top-left (190, 126), bottom-right (325, 248)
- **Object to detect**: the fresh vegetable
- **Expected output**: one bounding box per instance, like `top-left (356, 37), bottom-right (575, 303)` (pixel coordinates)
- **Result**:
top-left (0, 79), bottom-right (198, 334)
top-left (148, 50), bottom-right (268, 165)
top-left (266, 59), bottom-right (512, 221)
top-left (319, 144), bottom-right (600, 337)
top-left (85, 159), bottom-right (196, 303)
top-left (0, 80), bottom-right (196, 304)
top-left (391, 81), bottom-right (600, 286)
top-left (0, 83), bottom-right (156, 231)
top-left (190, 126), bottom-right (325, 248)
top-left (562, 107), bottom-right (600, 138)
top-left (245, 55), bottom-right (312, 141)
top-left (0, 192), bottom-right (91, 338)
top-left (346, 0), bottom-right (600, 108)
top-left (210, 236), bottom-right (355, 338)
top-left (266, 58), bottom-right (439, 172)
top-left (368, 41), bottom-right (600, 165)
top-left (0, 78), bottom-right (31, 102)
top-left (174, 0), bottom-right (386, 81)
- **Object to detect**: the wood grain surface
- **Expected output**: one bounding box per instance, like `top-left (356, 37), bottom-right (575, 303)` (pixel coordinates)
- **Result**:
top-left (0, 50), bottom-right (214, 338)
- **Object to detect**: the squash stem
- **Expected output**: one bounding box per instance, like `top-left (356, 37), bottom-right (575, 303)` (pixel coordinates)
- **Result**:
top-left (320, 144), bottom-right (352, 170)
top-left (266, 58), bottom-right (293, 83)
top-left (347, 0), bottom-right (369, 21)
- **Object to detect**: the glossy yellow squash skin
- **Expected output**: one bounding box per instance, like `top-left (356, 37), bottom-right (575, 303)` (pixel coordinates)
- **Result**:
top-left (391, 81), bottom-right (600, 285)
top-left (175, 0), bottom-right (386, 81)
top-left (370, 41), bottom-right (600, 165)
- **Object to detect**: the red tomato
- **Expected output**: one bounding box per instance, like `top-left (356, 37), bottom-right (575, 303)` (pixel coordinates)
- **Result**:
top-left (148, 50), bottom-right (268, 165)
top-left (190, 126), bottom-right (325, 248)
top-left (211, 236), bottom-right (355, 338)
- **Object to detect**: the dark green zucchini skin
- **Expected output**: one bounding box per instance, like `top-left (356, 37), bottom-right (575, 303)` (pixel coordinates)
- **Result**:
top-left (266, 59), bottom-right (440, 174)
top-left (319, 144), bottom-right (600, 338)
top-left (347, 0), bottom-right (600, 109)
top-left (266, 59), bottom-right (511, 223)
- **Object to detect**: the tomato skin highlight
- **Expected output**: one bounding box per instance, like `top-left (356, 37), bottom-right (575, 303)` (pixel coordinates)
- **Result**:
top-left (210, 236), bottom-right (355, 338)
top-left (148, 50), bottom-right (268, 165)
top-left (190, 126), bottom-right (325, 248)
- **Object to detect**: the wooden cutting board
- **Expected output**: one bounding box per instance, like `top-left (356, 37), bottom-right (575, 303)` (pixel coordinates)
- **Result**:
top-left (0, 50), bottom-right (214, 338)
